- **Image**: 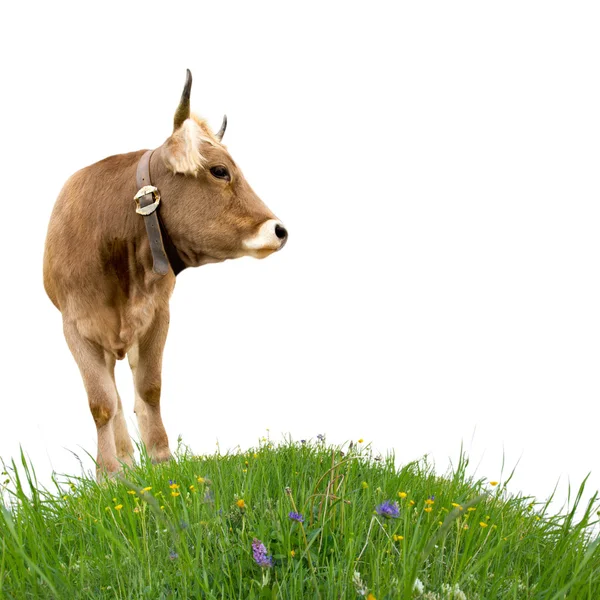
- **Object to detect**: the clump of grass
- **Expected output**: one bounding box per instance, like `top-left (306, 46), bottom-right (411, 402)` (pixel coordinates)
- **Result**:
top-left (1, 438), bottom-right (598, 599)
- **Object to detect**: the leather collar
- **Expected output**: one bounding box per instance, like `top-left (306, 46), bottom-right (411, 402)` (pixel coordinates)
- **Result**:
top-left (135, 150), bottom-right (187, 276)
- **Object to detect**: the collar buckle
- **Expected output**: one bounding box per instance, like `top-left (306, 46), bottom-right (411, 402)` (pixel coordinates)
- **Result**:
top-left (134, 185), bottom-right (161, 215)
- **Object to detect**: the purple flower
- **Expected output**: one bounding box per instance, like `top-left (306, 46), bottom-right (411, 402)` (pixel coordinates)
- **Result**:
top-left (288, 511), bottom-right (304, 523)
top-left (169, 549), bottom-right (178, 560)
top-left (376, 500), bottom-right (400, 519)
top-left (317, 434), bottom-right (325, 442)
top-left (252, 538), bottom-right (274, 568)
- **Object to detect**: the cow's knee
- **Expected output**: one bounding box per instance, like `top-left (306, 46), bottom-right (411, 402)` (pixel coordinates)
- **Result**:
top-left (138, 380), bottom-right (161, 407)
top-left (90, 397), bottom-right (116, 428)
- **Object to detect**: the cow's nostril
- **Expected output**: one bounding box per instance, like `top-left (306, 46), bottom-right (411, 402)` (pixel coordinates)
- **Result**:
top-left (275, 224), bottom-right (288, 240)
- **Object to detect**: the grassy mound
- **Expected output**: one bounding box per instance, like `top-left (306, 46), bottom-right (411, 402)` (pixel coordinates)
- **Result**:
top-left (1, 439), bottom-right (598, 599)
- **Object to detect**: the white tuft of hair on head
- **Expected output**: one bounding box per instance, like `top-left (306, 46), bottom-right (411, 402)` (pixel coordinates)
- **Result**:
top-left (165, 118), bottom-right (215, 175)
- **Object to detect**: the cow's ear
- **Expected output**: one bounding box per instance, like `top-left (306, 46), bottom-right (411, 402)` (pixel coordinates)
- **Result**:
top-left (173, 69), bottom-right (192, 132)
top-left (164, 118), bottom-right (206, 175)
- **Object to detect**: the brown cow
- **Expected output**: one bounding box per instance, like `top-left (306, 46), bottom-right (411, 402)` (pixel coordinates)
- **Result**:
top-left (43, 70), bottom-right (287, 479)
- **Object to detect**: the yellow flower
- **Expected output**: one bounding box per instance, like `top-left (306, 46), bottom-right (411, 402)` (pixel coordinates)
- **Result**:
top-left (479, 522), bottom-right (488, 528)
top-left (243, 469), bottom-right (247, 473)
top-left (409, 500), bottom-right (415, 506)
top-left (425, 498), bottom-right (435, 505)
top-left (236, 499), bottom-right (246, 509)
top-left (398, 492), bottom-right (407, 499)
top-left (189, 485), bottom-right (195, 492)
top-left (171, 491), bottom-right (180, 497)
top-left (244, 460), bottom-right (249, 466)
top-left (424, 507), bottom-right (433, 513)
top-left (392, 534), bottom-right (404, 542)
top-left (452, 503), bottom-right (463, 510)
top-left (253, 453), bottom-right (258, 459)
top-left (489, 481), bottom-right (499, 486)
top-left (133, 506), bottom-right (140, 514)
top-left (169, 483), bottom-right (180, 490)
top-left (114, 504), bottom-right (123, 511)
top-left (367, 594), bottom-right (376, 600)
top-left (438, 521), bottom-right (443, 525)
top-left (160, 505), bottom-right (165, 510)
top-left (142, 486), bottom-right (152, 493)
top-left (290, 549), bottom-right (296, 557)
top-left (358, 438), bottom-right (364, 443)
top-left (361, 481), bottom-right (369, 489)
top-left (127, 490), bottom-right (136, 495)
top-left (468, 507), bottom-right (476, 512)
top-left (197, 477), bottom-right (205, 484)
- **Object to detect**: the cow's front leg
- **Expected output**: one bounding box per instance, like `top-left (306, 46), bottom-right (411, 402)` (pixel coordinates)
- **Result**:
top-left (63, 321), bottom-right (121, 479)
top-left (127, 309), bottom-right (171, 463)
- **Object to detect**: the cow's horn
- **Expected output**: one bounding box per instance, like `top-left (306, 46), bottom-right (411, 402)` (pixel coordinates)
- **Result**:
top-left (216, 114), bottom-right (227, 141)
top-left (173, 69), bottom-right (192, 132)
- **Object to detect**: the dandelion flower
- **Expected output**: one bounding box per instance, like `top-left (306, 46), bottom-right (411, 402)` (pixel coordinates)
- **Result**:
top-left (171, 491), bottom-right (180, 497)
top-left (409, 500), bottom-right (416, 506)
top-left (452, 503), bottom-right (463, 510)
top-left (288, 511), bottom-right (304, 523)
top-left (358, 438), bottom-right (364, 443)
top-left (251, 538), bottom-right (274, 568)
top-left (236, 499), bottom-right (246, 509)
top-left (142, 486), bottom-right (152, 493)
top-left (425, 498), bottom-right (435, 505)
top-left (367, 594), bottom-right (376, 600)
top-left (197, 477), bottom-right (205, 484)
top-left (361, 481), bottom-right (369, 489)
top-left (169, 482), bottom-right (180, 490)
top-left (290, 549), bottom-right (296, 557)
top-left (398, 492), bottom-right (407, 499)
top-left (189, 485), bottom-right (195, 491)
top-left (127, 490), bottom-right (136, 495)
top-left (114, 504), bottom-right (123, 511)
top-left (392, 534), bottom-right (404, 542)
top-left (490, 481), bottom-right (499, 486)
top-left (375, 500), bottom-right (400, 519)
top-left (479, 522), bottom-right (488, 528)
top-left (468, 507), bottom-right (476, 512)
top-left (424, 507), bottom-right (433, 513)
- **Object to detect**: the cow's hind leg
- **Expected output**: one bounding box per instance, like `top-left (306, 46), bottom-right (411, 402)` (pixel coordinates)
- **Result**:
top-left (63, 321), bottom-right (122, 479)
top-left (127, 309), bottom-right (171, 463)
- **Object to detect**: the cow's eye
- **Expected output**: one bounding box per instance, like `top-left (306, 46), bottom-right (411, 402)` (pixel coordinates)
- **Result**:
top-left (210, 166), bottom-right (230, 181)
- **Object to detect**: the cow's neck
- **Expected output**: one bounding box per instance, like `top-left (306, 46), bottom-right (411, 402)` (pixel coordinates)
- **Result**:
top-left (136, 149), bottom-right (187, 277)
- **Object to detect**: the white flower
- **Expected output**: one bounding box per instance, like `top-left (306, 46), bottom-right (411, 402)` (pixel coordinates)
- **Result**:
top-left (413, 577), bottom-right (425, 594)
top-left (441, 583), bottom-right (467, 600)
top-left (352, 570), bottom-right (369, 596)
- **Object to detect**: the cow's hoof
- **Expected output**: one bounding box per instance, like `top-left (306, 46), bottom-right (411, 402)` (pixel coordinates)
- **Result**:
top-left (151, 449), bottom-right (173, 464)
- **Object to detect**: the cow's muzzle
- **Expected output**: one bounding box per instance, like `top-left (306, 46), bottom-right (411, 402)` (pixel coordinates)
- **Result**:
top-left (242, 219), bottom-right (288, 258)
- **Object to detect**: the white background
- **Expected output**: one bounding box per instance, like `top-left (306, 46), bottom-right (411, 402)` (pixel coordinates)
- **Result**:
top-left (1, 2), bottom-right (598, 514)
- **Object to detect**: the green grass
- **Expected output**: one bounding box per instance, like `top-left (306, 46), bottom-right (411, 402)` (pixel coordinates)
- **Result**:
top-left (1, 438), bottom-right (599, 599)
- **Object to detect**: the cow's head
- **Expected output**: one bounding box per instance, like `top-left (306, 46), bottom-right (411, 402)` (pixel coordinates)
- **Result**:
top-left (156, 70), bottom-right (287, 267)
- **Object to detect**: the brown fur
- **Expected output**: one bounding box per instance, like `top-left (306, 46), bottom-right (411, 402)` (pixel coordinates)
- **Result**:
top-left (43, 91), bottom-right (283, 479)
